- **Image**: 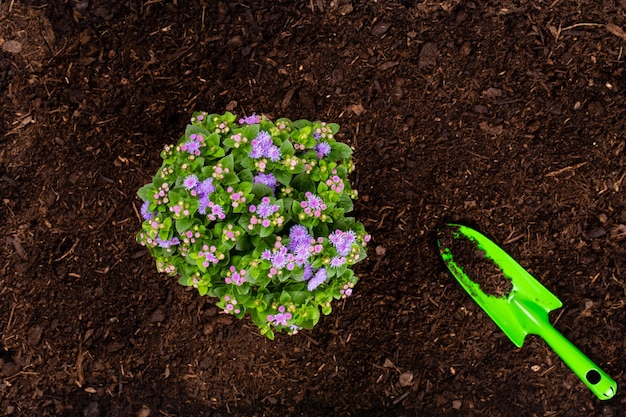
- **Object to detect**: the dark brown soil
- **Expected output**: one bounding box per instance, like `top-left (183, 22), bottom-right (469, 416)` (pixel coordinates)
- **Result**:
top-left (2, 1), bottom-right (626, 416)
top-left (438, 225), bottom-right (514, 298)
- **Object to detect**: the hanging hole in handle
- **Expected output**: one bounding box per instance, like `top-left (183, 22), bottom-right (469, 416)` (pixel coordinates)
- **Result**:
top-left (586, 369), bottom-right (601, 385)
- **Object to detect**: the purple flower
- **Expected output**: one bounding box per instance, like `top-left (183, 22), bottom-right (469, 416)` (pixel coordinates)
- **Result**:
top-left (156, 236), bottom-right (180, 249)
top-left (330, 256), bottom-right (346, 268)
top-left (202, 252), bottom-right (218, 266)
top-left (290, 224), bottom-right (308, 237)
top-left (303, 192), bottom-right (324, 210)
top-left (344, 230), bottom-right (357, 245)
top-left (222, 295), bottom-right (241, 315)
top-left (256, 197), bottom-right (277, 219)
top-left (197, 178), bottom-right (215, 196)
top-left (302, 264), bottom-right (314, 281)
top-left (198, 194), bottom-right (210, 215)
top-left (255, 131), bottom-right (273, 148)
top-left (314, 142), bottom-right (331, 158)
top-left (183, 140), bottom-right (201, 155)
top-left (257, 203), bottom-right (272, 219)
top-left (190, 133), bottom-right (204, 143)
top-left (210, 203), bottom-right (225, 220)
top-left (329, 230), bottom-right (343, 245)
top-left (288, 224), bottom-right (311, 249)
top-left (183, 174), bottom-right (199, 190)
top-left (293, 244), bottom-right (311, 265)
top-left (307, 268), bottom-right (328, 291)
top-left (239, 114), bottom-right (261, 125)
top-left (141, 200), bottom-right (156, 220)
top-left (225, 266), bottom-right (247, 286)
top-left (261, 249), bottom-right (272, 260)
top-left (329, 229), bottom-right (356, 256)
top-left (155, 237), bottom-right (171, 248)
top-left (271, 246), bottom-right (289, 269)
top-left (254, 173), bottom-right (278, 190)
top-left (249, 131), bottom-right (282, 161)
top-left (249, 143), bottom-right (265, 159)
top-left (265, 145), bottom-right (282, 162)
top-left (267, 305), bottom-right (292, 327)
top-left (340, 283), bottom-right (353, 298)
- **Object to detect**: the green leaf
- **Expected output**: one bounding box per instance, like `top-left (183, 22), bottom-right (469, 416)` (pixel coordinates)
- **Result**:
top-left (333, 216), bottom-right (354, 230)
top-left (223, 111), bottom-right (237, 123)
top-left (274, 170), bottom-right (292, 186)
top-left (211, 147), bottom-right (225, 159)
top-left (337, 192), bottom-right (354, 212)
top-left (169, 190), bottom-right (182, 205)
top-left (291, 173), bottom-right (315, 193)
top-left (239, 182), bottom-right (253, 195)
top-left (279, 139), bottom-right (295, 156)
top-left (279, 290), bottom-right (291, 304)
top-left (259, 226), bottom-right (274, 238)
top-left (251, 183), bottom-right (273, 199)
top-left (251, 235), bottom-right (264, 248)
top-left (240, 157), bottom-right (255, 170)
top-left (201, 166), bottom-right (213, 178)
top-left (191, 157), bottom-right (205, 171)
top-left (328, 142), bottom-right (353, 162)
top-left (223, 173), bottom-right (240, 185)
top-left (238, 214), bottom-right (251, 229)
top-left (159, 228), bottom-right (170, 241)
top-left (292, 119), bottom-right (313, 130)
top-left (336, 164), bottom-right (348, 178)
top-left (327, 123), bottom-right (340, 135)
top-left (187, 198), bottom-right (199, 215)
top-left (137, 184), bottom-right (156, 201)
top-left (304, 306), bottom-right (320, 325)
top-left (178, 275), bottom-right (192, 286)
top-left (291, 199), bottom-right (301, 214)
top-left (238, 169), bottom-right (254, 183)
top-left (255, 274), bottom-right (270, 289)
top-left (290, 290), bottom-right (311, 305)
top-left (195, 258), bottom-right (207, 272)
top-left (235, 234), bottom-right (252, 252)
top-left (206, 132), bottom-right (220, 148)
top-left (235, 284), bottom-right (250, 295)
top-left (220, 154), bottom-right (235, 171)
top-left (175, 217), bottom-right (195, 234)
top-left (313, 221), bottom-right (329, 238)
top-left (243, 124), bottom-right (260, 139)
top-left (185, 124), bottom-right (212, 143)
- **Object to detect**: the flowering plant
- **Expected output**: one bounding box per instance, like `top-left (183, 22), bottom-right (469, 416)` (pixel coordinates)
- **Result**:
top-left (136, 112), bottom-right (369, 339)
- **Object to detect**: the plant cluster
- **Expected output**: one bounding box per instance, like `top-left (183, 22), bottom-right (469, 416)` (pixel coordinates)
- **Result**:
top-left (137, 112), bottom-right (369, 339)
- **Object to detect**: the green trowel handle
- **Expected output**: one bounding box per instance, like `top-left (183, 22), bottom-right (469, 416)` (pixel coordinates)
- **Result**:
top-left (539, 322), bottom-right (617, 400)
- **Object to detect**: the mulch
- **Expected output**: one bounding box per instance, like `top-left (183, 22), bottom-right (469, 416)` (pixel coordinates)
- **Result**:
top-left (2, 1), bottom-right (626, 416)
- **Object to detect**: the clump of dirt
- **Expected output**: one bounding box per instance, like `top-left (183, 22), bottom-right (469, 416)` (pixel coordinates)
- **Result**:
top-left (438, 226), bottom-right (513, 298)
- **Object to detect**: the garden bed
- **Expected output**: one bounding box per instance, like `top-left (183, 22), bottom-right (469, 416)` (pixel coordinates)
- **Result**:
top-left (1, 1), bottom-right (625, 416)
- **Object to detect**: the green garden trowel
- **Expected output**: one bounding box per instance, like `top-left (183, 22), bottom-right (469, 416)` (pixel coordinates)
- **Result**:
top-left (437, 223), bottom-right (617, 400)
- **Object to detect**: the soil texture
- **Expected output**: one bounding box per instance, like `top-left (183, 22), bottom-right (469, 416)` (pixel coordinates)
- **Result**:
top-left (438, 225), bottom-right (513, 298)
top-left (2, 1), bottom-right (626, 416)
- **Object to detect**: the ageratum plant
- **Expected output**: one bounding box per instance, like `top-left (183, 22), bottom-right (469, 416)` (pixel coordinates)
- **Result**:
top-left (136, 112), bottom-right (369, 339)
